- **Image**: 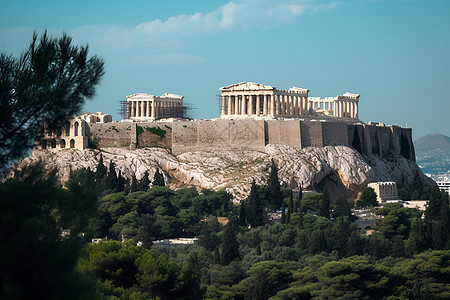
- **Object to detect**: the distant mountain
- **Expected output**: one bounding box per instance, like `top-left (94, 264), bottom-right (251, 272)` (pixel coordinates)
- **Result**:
top-left (415, 134), bottom-right (450, 174)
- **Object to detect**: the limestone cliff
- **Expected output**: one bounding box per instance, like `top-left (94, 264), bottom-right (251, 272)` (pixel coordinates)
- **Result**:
top-left (9, 144), bottom-right (434, 202)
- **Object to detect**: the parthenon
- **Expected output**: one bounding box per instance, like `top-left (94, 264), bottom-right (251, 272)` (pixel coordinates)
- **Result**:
top-left (127, 92), bottom-right (184, 120)
top-left (220, 82), bottom-right (359, 119)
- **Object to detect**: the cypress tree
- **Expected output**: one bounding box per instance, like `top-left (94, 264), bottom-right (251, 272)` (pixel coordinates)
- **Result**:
top-left (221, 222), bottom-right (240, 265)
top-left (130, 173), bottom-right (137, 193)
top-left (319, 186), bottom-right (330, 218)
top-left (287, 190), bottom-right (294, 224)
top-left (213, 246), bottom-right (221, 265)
top-left (137, 171), bottom-right (150, 191)
top-left (297, 185), bottom-right (303, 212)
top-left (281, 201), bottom-right (286, 224)
top-left (267, 159), bottom-right (282, 211)
top-left (152, 169), bottom-right (165, 187)
top-left (116, 170), bottom-right (125, 192)
top-left (239, 200), bottom-right (247, 226)
top-left (94, 154), bottom-right (107, 183)
top-left (247, 180), bottom-right (263, 228)
top-left (106, 160), bottom-right (118, 190)
top-left (298, 212), bottom-right (304, 229)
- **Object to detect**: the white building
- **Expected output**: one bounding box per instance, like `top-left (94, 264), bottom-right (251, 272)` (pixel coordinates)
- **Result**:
top-left (126, 92), bottom-right (184, 120)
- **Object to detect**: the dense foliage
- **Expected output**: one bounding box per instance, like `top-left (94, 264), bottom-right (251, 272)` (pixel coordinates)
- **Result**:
top-left (0, 32), bottom-right (104, 170)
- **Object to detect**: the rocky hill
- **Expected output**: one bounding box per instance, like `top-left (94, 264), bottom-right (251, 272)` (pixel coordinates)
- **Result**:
top-left (415, 133), bottom-right (450, 174)
top-left (9, 144), bottom-right (434, 202)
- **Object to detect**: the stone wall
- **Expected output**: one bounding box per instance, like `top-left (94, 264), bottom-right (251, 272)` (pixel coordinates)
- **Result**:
top-left (89, 123), bottom-right (136, 148)
top-left (322, 121), bottom-right (349, 146)
top-left (266, 120), bottom-right (301, 149)
top-left (136, 123), bottom-right (172, 149)
top-left (82, 118), bottom-right (415, 162)
top-left (171, 119), bottom-right (265, 154)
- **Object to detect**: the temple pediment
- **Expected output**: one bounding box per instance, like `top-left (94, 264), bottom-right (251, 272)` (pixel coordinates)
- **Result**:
top-left (127, 92), bottom-right (155, 100)
top-left (220, 82), bottom-right (274, 91)
top-left (343, 92), bottom-right (360, 99)
top-left (160, 93), bottom-right (184, 99)
top-left (289, 87), bottom-right (310, 93)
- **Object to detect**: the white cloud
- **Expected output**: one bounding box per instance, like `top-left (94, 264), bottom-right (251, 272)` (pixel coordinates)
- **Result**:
top-left (0, 1), bottom-right (339, 66)
top-left (91, 0), bottom-right (339, 50)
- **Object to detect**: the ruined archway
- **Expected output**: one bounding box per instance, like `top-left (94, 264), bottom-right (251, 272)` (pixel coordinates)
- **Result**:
top-left (60, 139), bottom-right (66, 148)
top-left (74, 122), bottom-right (79, 136)
top-left (70, 139), bottom-right (75, 148)
top-left (51, 139), bottom-right (57, 148)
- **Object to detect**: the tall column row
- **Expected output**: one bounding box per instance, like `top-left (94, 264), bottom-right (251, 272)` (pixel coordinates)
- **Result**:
top-left (129, 100), bottom-right (157, 118)
top-left (221, 94), bottom-right (308, 117)
top-left (332, 100), bottom-right (359, 119)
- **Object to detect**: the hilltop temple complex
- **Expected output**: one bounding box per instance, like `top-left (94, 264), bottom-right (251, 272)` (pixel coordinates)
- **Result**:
top-left (219, 82), bottom-right (359, 119)
top-left (33, 81), bottom-right (415, 165)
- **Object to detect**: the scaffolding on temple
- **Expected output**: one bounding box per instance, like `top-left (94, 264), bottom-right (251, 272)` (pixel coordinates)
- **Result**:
top-left (118, 99), bottom-right (194, 120)
top-left (118, 100), bottom-right (129, 120)
top-left (217, 94), bottom-right (223, 116)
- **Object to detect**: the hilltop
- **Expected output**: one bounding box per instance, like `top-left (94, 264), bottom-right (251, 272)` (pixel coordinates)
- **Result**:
top-left (415, 133), bottom-right (450, 174)
top-left (11, 143), bottom-right (434, 202)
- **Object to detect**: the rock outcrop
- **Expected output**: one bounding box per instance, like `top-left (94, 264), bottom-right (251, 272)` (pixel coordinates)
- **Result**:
top-left (8, 144), bottom-right (434, 202)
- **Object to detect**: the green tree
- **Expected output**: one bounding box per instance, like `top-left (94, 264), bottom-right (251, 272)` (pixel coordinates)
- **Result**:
top-left (405, 217), bottom-right (427, 256)
top-left (357, 187), bottom-right (378, 208)
top-left (318, 186), bottom-right (330, 218)
top-left (137, 171), bottom-right (150, 191)
top-left (267, 159), bottom-right (283, 211)
top-left (333, 197), bottom-right (352, 218)
top-left (116, 170), bottom-right (125, 192)
top-left (297, 185), bottom-right (303, 213)
top-left (94, 154), bottom-right (107, 185)
top-left (106, 160), bottom-right (118, 191)
top-left (247, 180), bottom-right (263, 228)
top-left (239, 200), bottom-right (247, 226)
top-left (152, 169), bottom-right (165, 187)
top-left (236, 261), bottom-right (292, 300)
top-left (221, 221), bottom-right (240, 265)
top-left (281, 201), bottom-right (286, 224)
top-left (0, 32), bottom-right (104, 170)
top-left (130, 173), bottom-right (138, 193)
top-left (0, 163), bottom-right (99, 299)
top-left (287, 190), bottom-right (294, 224)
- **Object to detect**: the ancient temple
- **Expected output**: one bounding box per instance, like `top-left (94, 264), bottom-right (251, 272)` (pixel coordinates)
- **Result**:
top-left (220, 82), bottom-right (309, 118)
top-left (126, 92), bottom-right (184, 120)
top-left (219, 82), bottom-right (359, 120)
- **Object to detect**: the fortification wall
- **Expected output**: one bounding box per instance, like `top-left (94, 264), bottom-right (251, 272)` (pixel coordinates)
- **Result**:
top-left (171, 119), bottom-right (265, 154)
top-left (89, 123), bottom-right (135, 148)
top-left (136, 123), bottom-right (172, 149)
top-left (82, 118), bottom-right (415, 161)
top-left (266, 120), bottom-right (302, 149)
top-left (377, 126), bottom-right (393, 157)
top-left (300, 121), bottom-right (323, 147)
top-left (322, 121), bottom-right (349, 146)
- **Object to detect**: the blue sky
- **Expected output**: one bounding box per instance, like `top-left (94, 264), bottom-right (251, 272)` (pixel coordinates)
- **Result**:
top-left (0, 0), bottom-right (449, 139)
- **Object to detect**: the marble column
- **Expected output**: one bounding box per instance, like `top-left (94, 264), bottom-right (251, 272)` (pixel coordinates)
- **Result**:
top-left (263, 95), bottom-right (268, 115)
top-left (355, 103), bottom-right (358, 119)
top-left (242, 95), bottom-right (247, 115)
top-left (227, 96), bottom-right (232, 115)
top-left (277, 95), bottom-right (281, 115)
top-left (271, 94), bottom-right (275, 115)
top-left (146, 101), bottom-right (150, 117)
top-left (151, 101), bottom-right (156, 118)
top-left (256, 94), bottom-right (260, 115)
